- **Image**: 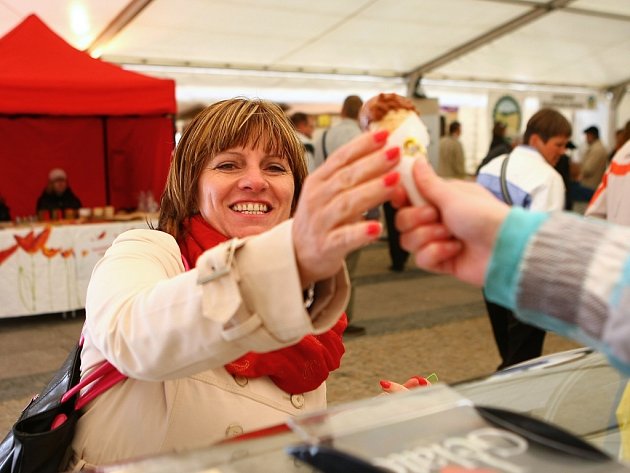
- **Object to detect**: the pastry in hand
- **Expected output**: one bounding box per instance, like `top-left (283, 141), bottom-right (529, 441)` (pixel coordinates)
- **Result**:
top-left (360, 93), bottom-right (430, 205)
top-left (359, 93), bottom-right (428, 157)
top-left (359, 93), bottom-right (417, 132)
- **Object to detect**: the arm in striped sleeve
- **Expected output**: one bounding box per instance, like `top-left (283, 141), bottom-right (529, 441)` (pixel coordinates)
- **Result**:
top-left (499, 212), bottom-right (630, 374)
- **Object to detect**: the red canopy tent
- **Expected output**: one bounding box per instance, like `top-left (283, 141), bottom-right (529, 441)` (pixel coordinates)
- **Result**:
top-left (0, 14), bottom-right (176, 218)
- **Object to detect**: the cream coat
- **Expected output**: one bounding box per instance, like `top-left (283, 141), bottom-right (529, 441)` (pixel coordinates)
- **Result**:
top-left (69, 219), bottom-right (349, 468)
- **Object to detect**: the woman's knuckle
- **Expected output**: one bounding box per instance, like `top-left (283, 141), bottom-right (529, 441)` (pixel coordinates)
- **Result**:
top-left (336, 169), bottom-right (355, 191)
top-left (336, 195), bottom-right (352, 215)
top-left (328, 231), bottom-right (348, 252)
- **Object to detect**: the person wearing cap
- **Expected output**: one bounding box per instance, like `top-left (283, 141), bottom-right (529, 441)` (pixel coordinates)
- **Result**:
top-left (575, 125), bottom-right (608, 201)
top-left (36, 168), bottom-right (82, 217)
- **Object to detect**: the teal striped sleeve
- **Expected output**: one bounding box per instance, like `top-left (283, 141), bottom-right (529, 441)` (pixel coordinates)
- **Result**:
top-left (484, 207), bottom-right (549, 310)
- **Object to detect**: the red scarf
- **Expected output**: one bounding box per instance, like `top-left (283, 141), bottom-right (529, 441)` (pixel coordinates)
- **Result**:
top-left (178, 214), bottom-right (347, 394)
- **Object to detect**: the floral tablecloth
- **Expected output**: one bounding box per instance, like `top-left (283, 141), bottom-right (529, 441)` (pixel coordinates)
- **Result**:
top-left (0, 220), bottom-right (151, 318)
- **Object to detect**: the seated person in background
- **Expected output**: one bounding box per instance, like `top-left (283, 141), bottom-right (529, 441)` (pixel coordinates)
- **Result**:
top-left (36, 168), bottom-right (82, 216)
top-left (0, 194), bottom-right (10, 221)
top-left (394, 157), bottom-right (630, 377)
top-left (68, 98), bottom-right (401, 468)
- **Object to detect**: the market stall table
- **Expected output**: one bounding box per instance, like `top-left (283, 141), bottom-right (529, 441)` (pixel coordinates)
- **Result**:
top-left (0, 218), bottom-right (154, 318)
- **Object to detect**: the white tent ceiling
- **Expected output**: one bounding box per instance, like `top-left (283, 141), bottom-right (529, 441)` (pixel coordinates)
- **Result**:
top-left (1, 0), bottom-right (629, 111)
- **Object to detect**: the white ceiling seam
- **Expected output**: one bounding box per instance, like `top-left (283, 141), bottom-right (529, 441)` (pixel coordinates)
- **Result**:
top-left (0, 0), bottom-right (628, 94)
top-left (403, 0), bottom-right (575, 79)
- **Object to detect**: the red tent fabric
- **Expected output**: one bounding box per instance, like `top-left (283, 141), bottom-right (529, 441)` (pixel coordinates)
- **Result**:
top-left (0, 15), bottom-right (176, 218)
top-left (0, 14), bottom-right (175, 115)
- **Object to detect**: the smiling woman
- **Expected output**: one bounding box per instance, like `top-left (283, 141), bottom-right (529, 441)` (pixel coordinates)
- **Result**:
top-left (67, 98), bottom-right (402, 468)
top-left (159, 100), bottom-right (307, 240)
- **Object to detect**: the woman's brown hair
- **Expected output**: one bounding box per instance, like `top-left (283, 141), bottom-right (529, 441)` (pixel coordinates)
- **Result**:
top-left (158, 98), bottom-right (308, 240)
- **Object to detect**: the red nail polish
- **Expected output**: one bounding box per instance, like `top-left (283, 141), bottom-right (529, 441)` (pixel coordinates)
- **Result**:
top-left (385, 147), bottom-right (400, 161)
top-left (380, 380), bottom-right (391, 389)
top-left (413, 376), bottom-right (429, 386)
top-left (383, 172), bottom-right (400, 187)
top-left (366, 222), bottom-right (381, 237)
top-left (373, 130), bottom-right (389, 143)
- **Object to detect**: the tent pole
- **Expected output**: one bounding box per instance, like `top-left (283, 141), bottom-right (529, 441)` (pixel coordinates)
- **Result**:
top-left (102, 117), bottom-right (110, 205)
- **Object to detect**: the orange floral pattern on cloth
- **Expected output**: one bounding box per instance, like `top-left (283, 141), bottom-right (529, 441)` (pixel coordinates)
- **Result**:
top-left (0, 226), bottom-right (52, 266)
top-left (14, 226), bottom-right (51, 253)
top-left (41, 247), bottom-right (61, 258)
top-left (0, 244), bottom-right (18, 264)
top-left (179, 214), bottom-right (347, 394)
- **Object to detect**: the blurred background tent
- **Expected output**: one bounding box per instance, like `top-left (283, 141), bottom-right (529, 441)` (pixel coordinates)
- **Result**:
top-left (0, 1), bottom-right (628, 196)
top-left (0, 14), bottom-right (175, 218)
top-left (0, 1), bottom-right (627, 109)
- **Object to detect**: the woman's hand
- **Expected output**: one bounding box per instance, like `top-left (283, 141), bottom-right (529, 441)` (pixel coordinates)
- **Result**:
top-left (293, 131), bottom-right (401, 286)
top-left (379, 376), bottom-right (431, 394)
top-left (393, 158), bottom-right (510, 287)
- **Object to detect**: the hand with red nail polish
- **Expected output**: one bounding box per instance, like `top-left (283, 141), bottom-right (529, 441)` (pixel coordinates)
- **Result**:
top-left (409, 376), bottom-right (430, 387)
top-left (379, 375), bottom-right (433, 394)
top-left (292, 122), bottom-right (402, 287)
top-left (379, 379), bottom-right (408, 394)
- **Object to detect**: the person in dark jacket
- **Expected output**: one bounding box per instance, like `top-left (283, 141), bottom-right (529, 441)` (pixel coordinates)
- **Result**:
top-left (554, 140), bottom-right (576, 211)
top-left (475, 121), bottom-right (513, 175)
top-left (36, 168), bottom-right (82, 218)
top-left (0, 195), bottom-right (10, 221)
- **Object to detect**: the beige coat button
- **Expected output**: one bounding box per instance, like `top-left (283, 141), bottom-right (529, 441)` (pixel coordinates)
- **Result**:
top-left (290, 394), bottom-right (305, 409)
top-left (234, 375), bottom-right (248, 387)
top-left (225, 423), bottom-right (244, 438)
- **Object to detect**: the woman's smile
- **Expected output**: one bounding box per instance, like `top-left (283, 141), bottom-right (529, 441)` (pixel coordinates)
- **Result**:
top-left (230, 201), bottom-right (270, 214)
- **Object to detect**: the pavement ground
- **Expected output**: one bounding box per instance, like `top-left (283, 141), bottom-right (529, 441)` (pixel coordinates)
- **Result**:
top-left (0, 240), bottom-right (580, 435)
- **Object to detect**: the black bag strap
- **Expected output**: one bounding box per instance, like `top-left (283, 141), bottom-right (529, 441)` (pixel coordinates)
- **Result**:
top-left (321, 129), bottom-right (329, 160)
top-left (499, 153), bottom-right (513, 206)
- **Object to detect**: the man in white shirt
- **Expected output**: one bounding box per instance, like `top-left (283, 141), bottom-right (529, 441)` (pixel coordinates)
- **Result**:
top-left (477, 108), bottom-right (571, 369)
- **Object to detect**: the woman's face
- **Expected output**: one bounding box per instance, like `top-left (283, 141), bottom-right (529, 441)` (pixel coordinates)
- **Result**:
top-left (197, 146), bottom-right (295, 238)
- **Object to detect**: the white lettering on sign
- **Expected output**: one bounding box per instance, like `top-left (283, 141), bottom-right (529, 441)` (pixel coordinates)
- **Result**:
top-left (539, 93), bottom-right (595, 110)
top-left (372, 428), bottom-right (528, 473)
